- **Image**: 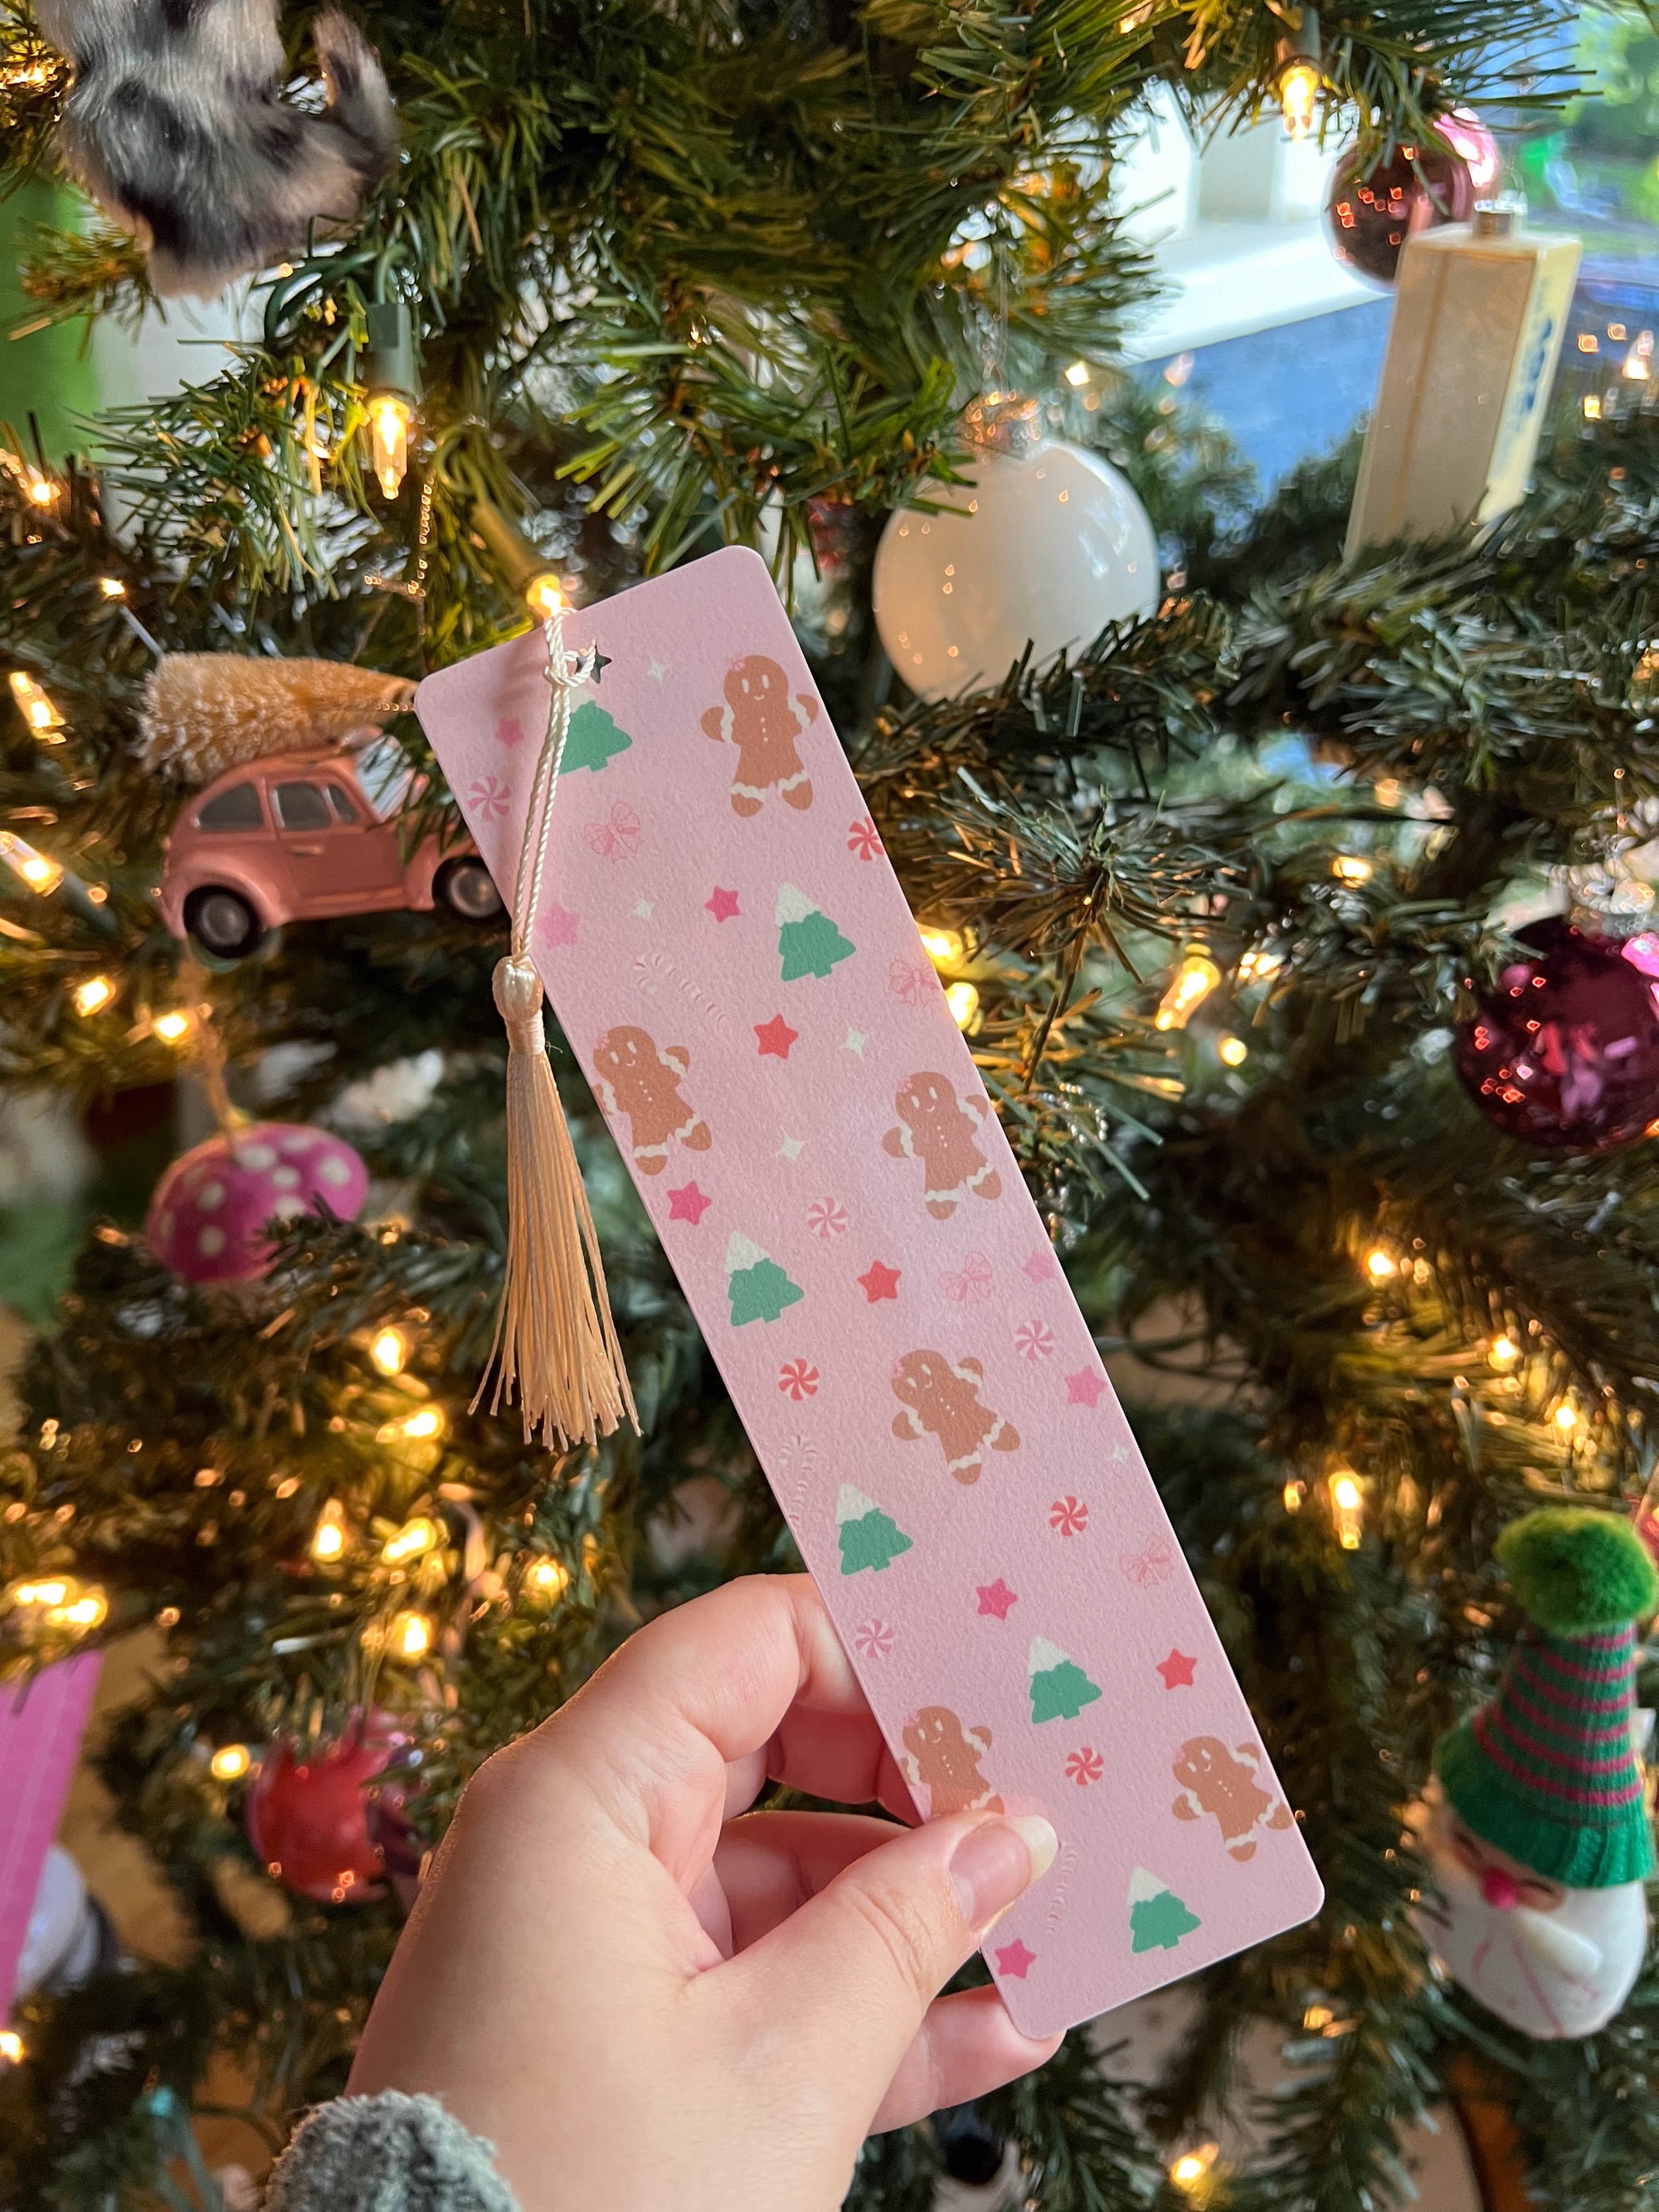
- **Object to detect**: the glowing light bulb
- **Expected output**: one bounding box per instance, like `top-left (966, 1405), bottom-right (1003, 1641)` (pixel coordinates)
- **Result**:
top-left (1282, 1478), bottom-right (1306, 1514)
top-left (1237, 946), bottom-right (1282, 984)
top-left (1623, 333), bottom-right (1653, 382)
top-left (368, 394), bottom-right (412, 498)
top-left (369, 1326), bottom-right (408, 1376)
top-left (38, 1582), bottom-right (107, 1631)
top-left (0, 830), bottom-right (63, 894)
top-left (99, 576), bottom-right (126, 598)
top-left (389, 1608), bottom-right (433, 1660)
top-left (1330, 854), bottom-right (1373, 886)
top-left (9, 670), bottom-right (62, 733)
top-left (1302, 2003), bottom-right (1335, 2030)
top-left (310, 1498), bottom-right (348, 1562)
top-left (9, 1578), bottom-right (71, 1608)
top-left (1278, 57), bottom-right (1319, 138)
top-left (1170, 2144), bottom-right (1219, 2194)
top-left (1328, 1471), bottom-right (1365, 1549)
top-left (151, 1009), bottom-right (192, 1044)
top-left (23, 470), bottom-right (56, 509)
top-left (524, 572), bottom-right (565, 620)
top-left (1218, 1034), bottom-right (1248, 1067)
top-left (1154, 948), bottom-right (1220, 1031)
top-left (1554, 1403), bottom-right (1579, 1433)
top-left (1365, 1248), bottom-right (1394, 1279)
top-left (0, 2030), bottom-right (22, 2064)
top-left (1063, 360), bottom-right (1091, 388)
top-left (72, 975), bottom-right (114, 1017)
top-left (210, 1743), bottom-right (251, 1782)
top-left (945, 980), bottom-right (980, 1029)
top-left (378, 1406), bottom-right (445, 1443)
top-left (382, 1515), bottom-right (442, 1566)
top-left (1584, 395), bottom-right (1603, 422)
top-left (526, 1557), bottom-right (571, 1600)
top-left (1489, 1334), bottom-right (1520, 1370)
top-left (919, 927), bottom-right (966, 970)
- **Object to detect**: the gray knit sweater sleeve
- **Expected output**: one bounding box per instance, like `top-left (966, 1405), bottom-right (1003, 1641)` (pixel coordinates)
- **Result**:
top-left (264, 2091), bottom-right (520, 2212)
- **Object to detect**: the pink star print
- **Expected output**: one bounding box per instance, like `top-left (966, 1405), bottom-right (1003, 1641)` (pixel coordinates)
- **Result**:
top-left (538, 901), bottom-right (580, 948)
top-left (755, 1014), bottom-right (799, 1060)
top-left (1156, 1649), bottom-right (1197, 1689)
top-left (1024, 1249), bottom-right (1058, 1283)
top-left (667, 1182), bottom-right (711, 1225)
top-left (858, 1260), bottom-right (902, 1302)
top-left (976, 1579), bottom-right (1018, 1620)
top-left (494, 716), bottom-right (525, 748)
top-left (705, 887), bottom-right (741, 921)
top-left (995, 1939), bottom-right (1036, 1980)
top-left (1064, 1368), bottom-right (1107, 1407)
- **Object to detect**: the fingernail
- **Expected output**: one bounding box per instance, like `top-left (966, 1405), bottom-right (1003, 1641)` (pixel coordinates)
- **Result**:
top-left (950, 1814), bottom-right (1058, 1932)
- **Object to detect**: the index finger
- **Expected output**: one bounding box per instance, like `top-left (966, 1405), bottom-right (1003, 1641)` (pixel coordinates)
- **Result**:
top-left (533, 1574), bottom-right (904, 1878)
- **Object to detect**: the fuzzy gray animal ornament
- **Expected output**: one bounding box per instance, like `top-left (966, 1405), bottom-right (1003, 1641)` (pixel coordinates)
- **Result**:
top-left (33, 0), bottom-right (397, 297)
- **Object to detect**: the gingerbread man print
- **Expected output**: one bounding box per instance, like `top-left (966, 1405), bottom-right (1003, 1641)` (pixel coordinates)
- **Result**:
top-left (591, 1025), bottom-right (712, 1177)
top-left (882, 1072), bottom-right (1002, 1221)
top-left (700, 654), bottom-right (819, 817)
top-left (901, 1706), bottom-right (1005, 1819)
top-left (890, 1349), bottom-right (1020, 1485)
top-left (1170, 1737), bottom-right (1295, 1861)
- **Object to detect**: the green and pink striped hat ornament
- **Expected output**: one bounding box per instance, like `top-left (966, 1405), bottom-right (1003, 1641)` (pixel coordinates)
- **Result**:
top-left (1435, 1509), bottom-right (1659, 1889)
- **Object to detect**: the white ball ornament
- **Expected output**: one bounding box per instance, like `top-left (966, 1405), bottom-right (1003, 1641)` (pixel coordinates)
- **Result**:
top-left (873, 409), bottom-right (1160, 701)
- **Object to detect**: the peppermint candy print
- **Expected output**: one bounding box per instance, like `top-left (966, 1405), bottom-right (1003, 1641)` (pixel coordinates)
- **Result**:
top-left (778, 1359), bottom-right (820, 1401)
top-left (1014, 1319), bottom-right (1056, 1361)
top-left (854, 1618), bottom-right (894, 1659)
top-left (467, 773), bottom-right (511, 822)
top-left (848, 817), bottom-right (883, 860)
top-left (807, 1198), bottom-right (849, 1240)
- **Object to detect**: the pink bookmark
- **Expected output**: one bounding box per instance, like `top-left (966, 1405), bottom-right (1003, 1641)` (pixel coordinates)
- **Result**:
top-left (416, 547), bottom-right (1322, 2034)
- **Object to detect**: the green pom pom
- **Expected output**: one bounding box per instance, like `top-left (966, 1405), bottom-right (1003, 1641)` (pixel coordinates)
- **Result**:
top-left (1495, 1508), bottom-right (1659, 1636)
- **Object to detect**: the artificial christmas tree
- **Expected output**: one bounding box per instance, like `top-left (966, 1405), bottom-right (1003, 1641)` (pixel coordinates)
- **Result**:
top-left (5, 0), bottom-right (1659, 2205)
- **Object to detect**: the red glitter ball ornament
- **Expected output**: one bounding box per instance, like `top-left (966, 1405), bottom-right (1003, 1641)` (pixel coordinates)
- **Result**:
top-left (246, 1716), bottom-right (412, 1904)
top-left (1453, 917), bottom-right (1659, 1151)
top-left (1325, 124), bottom-right (1490, 284)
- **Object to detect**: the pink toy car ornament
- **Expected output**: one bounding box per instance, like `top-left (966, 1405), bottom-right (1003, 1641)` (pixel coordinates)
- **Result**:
top-left (158, 740), bottom-right (504, 960)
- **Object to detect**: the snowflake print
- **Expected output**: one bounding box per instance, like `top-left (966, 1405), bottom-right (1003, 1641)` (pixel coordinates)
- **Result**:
top-left (1120, 1538), bottom-right (1175, 1587)
top-left (1065, 1747), bottom-right (1104, 1787)
top-left (887, 958), bottom-right (933, 1006)
top-left (942, 1252), bottom-right (993, 1305)
top-left (807, 1198), bottom-right (849, 1241)
top-left (847, 817), bottom-right (884, 861)
top-left (778, 1359), bottom-right (820, 1402)
top-left (467, 773), bottom-right (510, 823)
top-left (1050, 1495), bottom-right (1089, 1537)
top-left (854, 1619), bottom-right (894, 1659)
top-left (1015, 1319), bottom-right (1056, 1362)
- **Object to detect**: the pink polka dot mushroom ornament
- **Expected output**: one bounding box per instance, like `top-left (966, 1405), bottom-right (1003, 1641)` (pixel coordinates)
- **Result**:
top-left (145, 1121), bottom-right (369, 1286)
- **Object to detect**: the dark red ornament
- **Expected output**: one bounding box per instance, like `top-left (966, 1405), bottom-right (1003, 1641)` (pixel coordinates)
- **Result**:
top-left (1454, 918), bottom-right (1659, 1151)
top-left (1325, 134), bottom-right (1481, 285)
top-left (246, 1715), bottom-right (413, 1905)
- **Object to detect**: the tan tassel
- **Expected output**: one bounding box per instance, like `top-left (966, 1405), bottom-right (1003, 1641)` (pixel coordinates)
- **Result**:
top-left (475, 955), bottom-right (636, 1449)
top-left (474, 597), bottom-right (639, 1452)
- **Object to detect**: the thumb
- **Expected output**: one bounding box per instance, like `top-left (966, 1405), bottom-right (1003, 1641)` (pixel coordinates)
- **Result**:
top-left (722, 1808), bottom-right (1057, 2109)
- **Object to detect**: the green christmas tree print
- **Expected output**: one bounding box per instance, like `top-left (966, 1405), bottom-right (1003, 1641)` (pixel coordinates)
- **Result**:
top-left (1128, 1867), bottom-right (1200, 1954)
top-left (836, 1484), bottom-right (913, 1574)
top-left (726, 1231), bottom-right (804, 1326)
top-left (1028, 1636), bottom-right (1102, 1723)
top-left (562, 700), bottom-right (633, 773)
top-left (776, 882), bottom-right (854, 980)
